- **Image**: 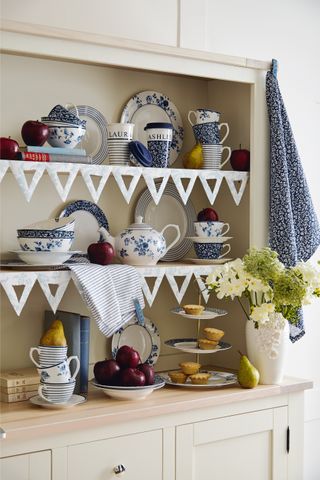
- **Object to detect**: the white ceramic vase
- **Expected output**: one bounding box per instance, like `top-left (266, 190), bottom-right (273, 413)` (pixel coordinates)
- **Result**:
top-left (245, 314), bottom-right (289, 385)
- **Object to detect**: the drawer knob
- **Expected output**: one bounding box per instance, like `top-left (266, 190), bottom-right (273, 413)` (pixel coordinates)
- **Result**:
top-left (114, 464), bottom-right (126, 475)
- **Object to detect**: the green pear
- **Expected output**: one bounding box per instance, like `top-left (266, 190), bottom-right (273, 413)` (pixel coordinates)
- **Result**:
top-left (237, 351), bottom-right (260, 388)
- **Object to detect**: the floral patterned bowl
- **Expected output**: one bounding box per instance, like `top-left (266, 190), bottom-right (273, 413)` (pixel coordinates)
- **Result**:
top-left (47, 125), bottom-right (86, 149)
top-left (17, 230), bottom-right (74, 252)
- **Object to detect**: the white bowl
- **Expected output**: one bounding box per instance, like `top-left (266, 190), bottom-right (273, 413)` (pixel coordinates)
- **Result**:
top-left (19, 217), bottom-right (75, 232)
top-left (91, 376), bottom-right (165, 401)
top-left (47, 126), bottom-right (86, 149)
top-left (11, 250), bottom-right (80, 265)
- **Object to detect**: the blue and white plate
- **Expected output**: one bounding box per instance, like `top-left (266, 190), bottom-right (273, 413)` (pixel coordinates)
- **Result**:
top-left (135, 182), bottom-right (195, 262)
top-left (164, 338), bottom-right (232, 354)
top-left (161, 370), bottom-right (237, 388)
top-left (59, 200), bottom-right (109, 252)
top-left (111, 316), bottom-right (160, 366)
top-left (68, 105), bottom-right (108, 164)
top-left (120, 91), bottom-right (184, 166)
top-left (171, 307), bottom-right (228, 320)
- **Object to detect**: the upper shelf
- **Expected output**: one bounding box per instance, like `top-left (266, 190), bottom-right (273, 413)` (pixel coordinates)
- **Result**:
top-left (0, 160), bottom-right (249, 206)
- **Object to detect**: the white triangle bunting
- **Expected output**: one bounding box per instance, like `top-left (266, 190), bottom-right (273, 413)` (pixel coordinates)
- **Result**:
top-left (0, 272), bottom-right (37, 315)
top-left (194, 275), bottom-right (210, 304)
top-left (37, 271), bottom-right (71, 313)
top-left (80, 164), bottom-right (112, 203)
top-left (47, 163), bottom-right (80, 201)
top-left (10, 161), bottom-right (46, 202)
top-left (0, 160), bottom-right (9, 183)
top-left (224, 172), bottom-right (249, 206)
top-left (112, 166), bottom-right (142, 203)
top-left (142, 169), bottom-right (171, 205)
top-left (139, 271), bottom-right (165, 307)
top-left (199, 171), bottom-right (224, 205)
top-left (171, 170), bottom-right (197, 204)
top-left (165, 271), bottom-right (193, 303)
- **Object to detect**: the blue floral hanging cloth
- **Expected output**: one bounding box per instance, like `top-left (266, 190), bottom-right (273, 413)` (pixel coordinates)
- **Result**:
top-left (266, 59), bottom-right (320, 342)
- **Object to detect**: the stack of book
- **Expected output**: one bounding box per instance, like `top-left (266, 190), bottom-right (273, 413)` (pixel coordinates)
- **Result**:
top-left (0, 367), bottom-right (40, 403)
top-left (18, 146), bottom-right (92, 164)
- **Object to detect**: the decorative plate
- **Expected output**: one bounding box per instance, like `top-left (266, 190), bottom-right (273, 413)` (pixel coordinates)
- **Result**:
top-left (184, 257), bottom-right (233, 265)
top-left (91, 375), bottom-right (165, 400)
top-left (30, 394), bottom-right (86, 408)
top-left (59, 200), bottom-right (109, 252)
top-left (161, 370), bottom-right (237, 388)
top-left (111, 316), bottom-right (160, 365)
top-left (164, 338), bottom-right (232, 354)
top-left (120, 90), bottom-right (184, 166)
top-left (171, 307), bottom-right (227, 320)
top-left (68, 105), bottom-right (108, 164)
top-left (135, 182), bottom-right (196, 261)
top-left (187, 236), bottom-right (233, 244)
top-left (10, 250), bottom-right (82, 266)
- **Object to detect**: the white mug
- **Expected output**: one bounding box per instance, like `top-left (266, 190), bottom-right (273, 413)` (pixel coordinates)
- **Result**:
top-left (188, 109), bottom-right (220, 126)
top-left (107, 123), bottom-right (134, 140)
top-left (194, 221), bottom-right (230, 237)
top-left (38, 380), bottom-right (75, 404)
top-left (29, 345), bottom-right (68, 368)
top-left (37, 356), bottom-right (80, 383)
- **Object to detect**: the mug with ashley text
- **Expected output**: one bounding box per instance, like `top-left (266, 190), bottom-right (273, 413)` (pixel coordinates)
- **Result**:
top-left (144, 122), bottom-right (173, 168)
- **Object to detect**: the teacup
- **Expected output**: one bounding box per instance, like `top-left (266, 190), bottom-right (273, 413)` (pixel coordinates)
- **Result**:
top-left (188, 109), bottom-right (220, 126)
top-left (194, 242), bottom-right (231, 260)
top-left (29, 345), bottom-right (68, 368)
top-left (38, 380), bottom-right (75, 404)
top-left (194, 221), bottom-right (230, 237)
top-left (201, 144), bottom-right (231, 169)
top-left (144, 122), bottom-right (173, 168)
top-left (37, 356), bottom-right (80, 384)
top-left (192, 122), bottom-right (229, 145)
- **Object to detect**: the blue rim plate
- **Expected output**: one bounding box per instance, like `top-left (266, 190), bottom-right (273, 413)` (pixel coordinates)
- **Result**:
top-left (171, 307), bottom-right (228, 320)
top-left (160, 370), bottom-right (237, 388)
top-left (164, 338), bottom-right (232, 354)
top-left (120, 90), bottom-right (184, 166)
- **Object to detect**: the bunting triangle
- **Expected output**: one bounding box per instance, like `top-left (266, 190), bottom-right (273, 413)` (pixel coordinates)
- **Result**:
top-left (165, 271), bottom-right (193, 303)
top-left (139, 271), bottom-right (165, 307)
top-left (171, 170), bottom-right (197, 204)
top-left (112, 166), bottom-right (142, 203)
top-left (0, 160), bottom-right (9, 183)
top-left (199, 171), bottom-right (224, 205)
top-left (10, 161), bottom-right (46, 202)
top-left (142, 169), bottom-right (171, 205)
top-left (38, 271), bottom-right (71, 313)
top-left (0, 272), bottom-right (37, 315)
top-left (80, 164), bottom-right (112, 203)
top-left (194, 275), bottom-right (210, 303)
top-left (47, 163), bottom-right (80, 201)
top-left (224, 172), bottom-right (249, 206)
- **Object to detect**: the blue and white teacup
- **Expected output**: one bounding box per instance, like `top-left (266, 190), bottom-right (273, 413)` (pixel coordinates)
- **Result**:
top-left (29, 345), bottom-right (68, 368)
top-left (194, 242), bottom-right (231, 260)
top-left (188, 108), bottom-right (221, 125)
top-left (17, 230), bottom-right (74, 252)
top-left (192, 122), bottom-right (229, 145)
top-left (194, 221), bottom-right (230, 237)
top-left (37, 356), bottom-right (80, 384)
top-left (38, 380), bottom-right (75, 404)
top-left (144, 122), bottom-right (173, 168)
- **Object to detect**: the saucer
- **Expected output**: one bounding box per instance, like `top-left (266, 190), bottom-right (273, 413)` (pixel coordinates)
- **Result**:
top-left (30, 394), bottom-right (86, 409)
top-left (10, 250), bottom-right (82, 266)
top-left (184, 257), bottom-right (233, 265)
top-left (187, 236), bottom-right (232, 243)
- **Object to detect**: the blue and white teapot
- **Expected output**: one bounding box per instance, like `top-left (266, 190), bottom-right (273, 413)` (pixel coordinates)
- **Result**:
top-left (100, 216), bottom-right (180, 266)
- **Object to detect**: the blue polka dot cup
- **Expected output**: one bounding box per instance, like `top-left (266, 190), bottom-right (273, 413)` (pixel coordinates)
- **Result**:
top-left (192, 122), bottom-right (229, 145)
top-left (194, 242), bottom-right (231, 260)
top-left (144, 122), bottom-right (173, 168)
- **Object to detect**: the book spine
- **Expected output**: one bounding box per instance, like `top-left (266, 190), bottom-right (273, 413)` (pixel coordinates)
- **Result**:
top-left (1, 384), bottom-right (39, 394)
top-left (26, 146), bottom-right (86, 156)
top-left (0, 376), bottom-right (40, 388)
top-left (80, 316), bottom-right (90, 394)
top-left (0, 390), bottom-right (38, 403)
top-left (18, 152), bottom-right (92, 164)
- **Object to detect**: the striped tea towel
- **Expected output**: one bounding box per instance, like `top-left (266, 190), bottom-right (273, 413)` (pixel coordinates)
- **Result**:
top-left (69, 263), bottom-right (145, 337)
top-left (266, 69), bottom-right (320, 342)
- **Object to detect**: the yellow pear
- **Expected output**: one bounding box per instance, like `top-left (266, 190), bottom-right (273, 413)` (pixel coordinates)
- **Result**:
top-left (183, 143), bottom-right (203, 169)
top-left (40, 319), bottom-right (67, 346)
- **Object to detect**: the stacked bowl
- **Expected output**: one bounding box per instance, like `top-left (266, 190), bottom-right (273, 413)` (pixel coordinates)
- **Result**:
top-left (41, 104), bottom-right (86, 149)
top-left (188, 219), bottom-right (232, 262)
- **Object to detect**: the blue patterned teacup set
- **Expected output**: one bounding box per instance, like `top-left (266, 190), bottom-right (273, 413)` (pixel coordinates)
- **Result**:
top-left (188, 108), bottom-right (231, 170)
top-left (188, 219), bottom-right (232, 261)
top-left (41, 104), bottom-right (87, 149)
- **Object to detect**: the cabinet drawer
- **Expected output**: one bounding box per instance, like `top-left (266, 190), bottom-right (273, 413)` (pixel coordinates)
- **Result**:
top-left (67, 429), bottom-right (162, 480)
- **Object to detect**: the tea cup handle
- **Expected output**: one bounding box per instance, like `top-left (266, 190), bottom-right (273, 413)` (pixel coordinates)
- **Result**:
top-left (161, 224), bottom-right (181, 253)
top-left (219, 123), bottom-right (230, 144)
top-left (220, 146), bottom-right (232, 168)
top-left (219, 244), bottom-right (231, 258)
top-left (38, 384), bottom-right (54, 403)
top-left (188, 111), bottom-right (197, 127)
top-left (221, 223), bottom-right (230, 236)
top-left (65, 103), bottom-right (79, 118)
top-left (67, 356), bottom-right (80, 381)
top-left (29, 347), bottom-right (41, 368)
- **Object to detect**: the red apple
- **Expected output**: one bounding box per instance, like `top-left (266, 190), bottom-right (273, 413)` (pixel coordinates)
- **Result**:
top-left (21, 120), bottom-right (49, 146)
top-left (87, 241), bottom-right (114, 265)
top-left (94, 359), bottom-right (120, 385)
top-left (137, 363), bottom-right (155, 385)
top-left (116, 345), bottom-right (141, 369)
top-left (197, 208), bottom-right (219, 222)
top-left (230, 146), bottom-right (250, 171)
top-left (118, 368), bottom-right (146, 387)
top-left (0, 137), bottom-right (19, 160)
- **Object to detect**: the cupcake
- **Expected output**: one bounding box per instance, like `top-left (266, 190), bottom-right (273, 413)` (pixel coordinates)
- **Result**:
top-left (198, 338), bottom-right (219, 350)
top-left (190, 373), bottom-right (211, 385)
top-left (168, 370), bottom-right (188, 384)
top-left (179, 361), bottom-right (201, 375)
top-left (203, 327), bottom-right (225, 341)
top-left (182, 304), bottom-right (205, 315)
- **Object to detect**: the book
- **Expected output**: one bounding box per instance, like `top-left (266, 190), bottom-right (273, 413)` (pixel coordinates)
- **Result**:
top-left (25, 146), bottom-right (86, 156)
top-left (18, 152), bottom-right (92, 164)
top-left (1, 384), bottom-right (39, 394)
top-left (0, 390), bottom-right (38, 403)
top-left (0, 368), bottom-right (39, 388)
top-left (44, 311), bottom-right (90, 395)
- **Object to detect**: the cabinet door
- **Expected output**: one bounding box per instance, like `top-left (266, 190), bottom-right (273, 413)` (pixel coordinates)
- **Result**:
top-left (0, 450), bottom-right (51, 480)
top-left (67, 429), bottom-right (162, 480)
top-left (176, 407), bottom-right (288, 480)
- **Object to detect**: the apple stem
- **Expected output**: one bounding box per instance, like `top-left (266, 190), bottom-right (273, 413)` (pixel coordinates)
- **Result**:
top-left (239, 143), bottom-right (242, 149)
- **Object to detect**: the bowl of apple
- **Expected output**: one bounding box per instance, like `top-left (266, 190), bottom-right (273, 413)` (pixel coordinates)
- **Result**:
top-left (91, 345), bottom-right (165, 400)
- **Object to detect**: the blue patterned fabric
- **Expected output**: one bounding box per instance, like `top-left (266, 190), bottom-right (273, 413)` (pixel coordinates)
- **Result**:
top-left (266, 70), bottom-right (320, 342)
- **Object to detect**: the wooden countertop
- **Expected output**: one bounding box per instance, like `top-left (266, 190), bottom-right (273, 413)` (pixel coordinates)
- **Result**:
top-left (0, 376), bottom-right (312, 438)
